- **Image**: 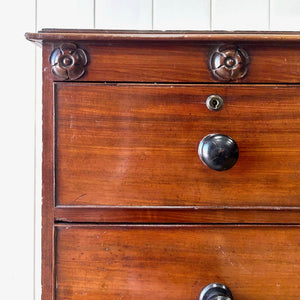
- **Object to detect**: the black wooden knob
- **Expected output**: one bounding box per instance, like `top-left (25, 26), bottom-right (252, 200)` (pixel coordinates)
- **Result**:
top-left (198, 134), bottom-right (239, 171)
top-left (199, 283), bottom-right (233, 300)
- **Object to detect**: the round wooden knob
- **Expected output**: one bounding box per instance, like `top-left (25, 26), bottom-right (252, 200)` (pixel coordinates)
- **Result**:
top-left (199, 283), bottom-right (233, 300)
top-left (198, 134), bottom-right (239, 171)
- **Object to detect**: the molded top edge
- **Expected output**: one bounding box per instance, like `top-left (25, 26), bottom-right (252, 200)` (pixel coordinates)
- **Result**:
top-left (25, 29), bottom-right (300, 44)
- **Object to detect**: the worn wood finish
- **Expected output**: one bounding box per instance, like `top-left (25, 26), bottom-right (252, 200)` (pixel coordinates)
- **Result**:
top-left (25, 30), bottom-right (300, 43)
top-left (54, 206), bottom-right (300, 224)
top-left (39, 41), bottom-right (300, 83)
top-left (55, 84), bottom-right (300, 207)
top-left (42, 45), bottom-right (55, 300)
top-left (56, 225), bottom-right (300, 300)
top-left (26, 32), bottom-right (300, 300)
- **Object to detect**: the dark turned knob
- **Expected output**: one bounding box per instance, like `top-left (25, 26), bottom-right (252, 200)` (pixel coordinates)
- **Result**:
top-left (198, 134), bottom-right (239, 171)
top-left (199, 283), bottom-right (233, 300)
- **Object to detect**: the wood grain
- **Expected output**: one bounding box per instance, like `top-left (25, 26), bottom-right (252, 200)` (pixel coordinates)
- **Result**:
top-left (55, 225), bottom-right (300, 300)
top-left (42, 45), bottom-right (55, 300)
top-left (55, 84), bottom-right (300, 207)
top-left (33, 38), bottom-right (300, 83)
top-left (54, 206), bottom-right (300, 223)
top-left (30, 34), bottom-right (300, 300)
top-left (25, 30), bottom-right (300, 43)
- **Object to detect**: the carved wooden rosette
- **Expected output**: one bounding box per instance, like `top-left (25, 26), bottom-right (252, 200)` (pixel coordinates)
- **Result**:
top-left (50, 43), bottom-right (88, 80)
top-left (209, 45), bottom-right (249, 82)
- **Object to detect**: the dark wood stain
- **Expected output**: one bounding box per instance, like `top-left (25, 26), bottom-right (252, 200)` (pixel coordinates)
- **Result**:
top-left (54, 206), bottom-right (300, 224)
top-left (41, 44), bottom-right (55, 300)
top-left (38, 41), bottom-right (300, 83)
top-left (55, 84), bottom-right (300, 207)
top-left (56, 225), bottom-right (300, 300)
top-left (26, 29), bottom-right (300, 43)
top-left (25, 32), bottom-right (300, 300)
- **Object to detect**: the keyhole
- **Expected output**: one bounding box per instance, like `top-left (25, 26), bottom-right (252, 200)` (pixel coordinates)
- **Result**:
top-left (206, 95), bottom-right (224, 111)
top-left (211, 99), bottom-right (219, 109)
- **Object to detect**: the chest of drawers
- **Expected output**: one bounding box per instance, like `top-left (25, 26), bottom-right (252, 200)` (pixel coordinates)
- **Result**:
top-left (26, 30), bottom-right (300, 299)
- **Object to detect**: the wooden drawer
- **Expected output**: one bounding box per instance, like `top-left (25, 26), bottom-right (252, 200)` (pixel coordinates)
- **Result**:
top-left (34, 38), bottom-right (300, 83)
top-left (79, 43), bottom-right (300, 83)
top-left (55, 225), bottom-right (300, 299)
top-left (55, 83), bottom-right (300, 207)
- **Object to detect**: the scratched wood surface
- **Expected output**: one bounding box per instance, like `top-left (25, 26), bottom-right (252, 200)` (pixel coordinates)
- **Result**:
top-left (55, 83), bottom-right (300, 207)
top-left (30, 33), bottom-right (300, 300)
top-left (55, 225), bottom-right (300, 300)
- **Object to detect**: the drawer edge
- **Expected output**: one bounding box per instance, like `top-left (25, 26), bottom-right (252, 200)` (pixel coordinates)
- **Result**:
top-left (54, 206), bottom-right (300, 224)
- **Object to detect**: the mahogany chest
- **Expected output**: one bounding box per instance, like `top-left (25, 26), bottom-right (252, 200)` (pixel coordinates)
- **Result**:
top-left (26, 30), bottom-right (300, 299)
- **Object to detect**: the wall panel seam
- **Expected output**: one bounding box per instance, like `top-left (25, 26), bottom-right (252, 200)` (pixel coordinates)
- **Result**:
top-left (210, 0), bottom-right (213, 30)
top-left (268, 0), bottom-right (271, 30)
top-left (152, 0), bottom-right (154, 30)
top-left (93, 0), bottom-right (96, 29)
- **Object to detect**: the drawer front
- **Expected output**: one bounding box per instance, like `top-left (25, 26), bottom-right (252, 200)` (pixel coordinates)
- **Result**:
top-left (55, 83), bottom-right (300, 207)
top-left (43, 42), bottom-right (300, 83)
top-left (55, 225), bottom-right (300, 299)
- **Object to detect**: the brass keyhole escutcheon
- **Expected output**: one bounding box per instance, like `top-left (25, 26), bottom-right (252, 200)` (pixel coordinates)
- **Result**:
top-left (206, 95), bottom-right (224, 111)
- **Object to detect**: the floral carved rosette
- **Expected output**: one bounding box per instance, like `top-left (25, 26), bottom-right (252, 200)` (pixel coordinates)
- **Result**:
top-left (50, 43), bottom-right (88, 80)
top-left (209, 45), bottom-right (249, 82)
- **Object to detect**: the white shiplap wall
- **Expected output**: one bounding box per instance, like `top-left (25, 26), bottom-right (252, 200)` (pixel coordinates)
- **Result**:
top-left (2, 1), bottom-right (299, 299)
top-left (37, 0), bottom-right (300, 30)
top-left (0, 0), bottom-right (35, 300)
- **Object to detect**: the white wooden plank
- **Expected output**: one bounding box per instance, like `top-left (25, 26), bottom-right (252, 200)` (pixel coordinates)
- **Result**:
top-left (0, 0), bottom-right (36, 299)
top-left (270, 0), bottom-right (300, 30)
top-left (95, 0), bottom-right (152, 30)
top-left (37, 0), bottom-right (94, 30)
top-left (153, 0), bottom-right (210, 30)
top-left (212, 0), bottom-right (269, 30)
